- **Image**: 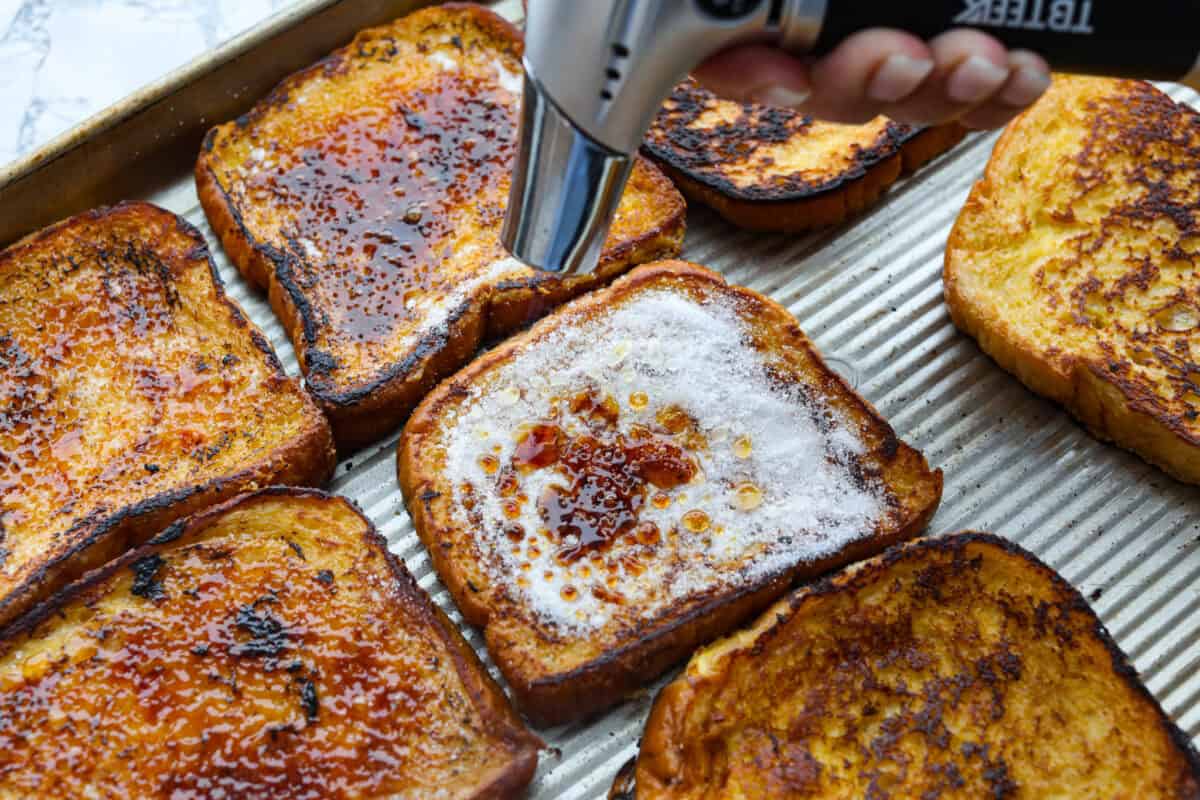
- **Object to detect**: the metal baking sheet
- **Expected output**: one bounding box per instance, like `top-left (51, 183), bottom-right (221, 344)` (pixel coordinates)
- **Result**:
top-left (2, 1), bottom-right (1197, 795)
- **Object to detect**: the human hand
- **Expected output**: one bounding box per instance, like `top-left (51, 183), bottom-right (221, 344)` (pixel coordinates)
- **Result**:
top-left (693, 28), bottom-right (1051, 129)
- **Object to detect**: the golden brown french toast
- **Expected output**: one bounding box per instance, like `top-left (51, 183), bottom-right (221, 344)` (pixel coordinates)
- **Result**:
top-left (622, 532), bottom-right (1200, 799)
top-left (643, 80), bottom-right (966, 232)
top-left (0, 488), bottom-right (541, 798)
top-left (946, 77), bottom-right (1200, 484)
top-left (197, 3), bottom-right (685, 451)
top-left (0, 202), bottom-right (333, 633)
top-left (399, 260), bottom-right (942, 725)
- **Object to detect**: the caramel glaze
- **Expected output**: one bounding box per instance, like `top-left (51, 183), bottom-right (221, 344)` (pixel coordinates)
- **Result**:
top-left (508, 390), bottom-right (697, 565)
top-left (0, 493), bottom-right (535, 798)
top-left (245, 73), bottom-right (516, 346)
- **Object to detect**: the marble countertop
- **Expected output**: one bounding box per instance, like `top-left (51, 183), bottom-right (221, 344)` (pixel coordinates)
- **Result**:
top-left (0, 0), bottom-right (295, 167)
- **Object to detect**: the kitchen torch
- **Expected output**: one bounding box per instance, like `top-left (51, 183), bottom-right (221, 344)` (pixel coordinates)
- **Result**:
top-left (500, 0), bottom-right (1200, 275)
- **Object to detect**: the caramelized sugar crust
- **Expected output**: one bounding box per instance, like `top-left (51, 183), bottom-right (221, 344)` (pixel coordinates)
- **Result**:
top-left (0, 489), bottom-right (539, 799)
top-left (0, 202), bottom-right (333, 630)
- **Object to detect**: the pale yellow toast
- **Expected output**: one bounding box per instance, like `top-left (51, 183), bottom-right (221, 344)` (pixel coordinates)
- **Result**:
top-left (946, 76), bottom-right (1200, 484)
top-left (197, 3), bottom-right (685, 451)
top-left (621, 532), bottom-right (1200, 799)
top-left (0, 488), bottom-right (541, 798)
top-left (643, 79), bottom-right (966, 232)
top-left (0, 202), bottom-right (334, 633)
top-left (399, 260), bottom-right (942, 725)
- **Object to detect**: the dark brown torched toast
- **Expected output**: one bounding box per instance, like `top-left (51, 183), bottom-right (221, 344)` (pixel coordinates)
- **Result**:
top-left (197, 3), bottom-right (685, 451)
top-left (643, 79), bottom-right (965, 232)
top-left (622, 532), bottom-right (1200, 799)
top-left (0, 488), bottom-right (541, 798)
top-left (0, 202), bottom-right (333, 633)
top-left (399, 260), bottom-right (941, 725)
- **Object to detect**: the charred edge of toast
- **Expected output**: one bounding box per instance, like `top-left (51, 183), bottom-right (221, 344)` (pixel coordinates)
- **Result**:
top-left (608, 757), bottom-right (637, 800)
top-left (0, 486), bottom-right (542, 792)
top-left (196, 5), bottom-right (683, 450)
top-left (0, 202), bottom-right (335, 630)
top-left (733, 532), bottom-right (1200, 775)
top-left (401, 260), bottom-right (942, 725)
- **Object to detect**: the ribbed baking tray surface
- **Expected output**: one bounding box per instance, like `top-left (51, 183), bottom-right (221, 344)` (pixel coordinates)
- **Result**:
top-left (147, 32), bottom-right (1200, 800)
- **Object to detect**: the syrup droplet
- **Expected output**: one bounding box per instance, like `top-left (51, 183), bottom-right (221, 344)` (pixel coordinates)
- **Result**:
top-left (513, 423), bottom-right (561, 470)
top-left (733, 435), bottom-right (753, 459)
top-left (682, 509), bottom-right (710, 533)
top-left (635, 521), bottom-right (661, 545)
top-left (629, 391), bottom-right (648, 410)
top-left (478, 454), bottom-right (499, 474)
top-left (651, 492), bottom-right (671, 509)
top-left (734, 482), bottom-right (763, 511)
top-left (560, 585), bottom-right (578, 602)
top-left (657, 405), bottom-right (692, 434)
top-left (1155, 301), bottom-right (1200, 332)
top-left (502, 499), bottom-right (521, 519)
top-left (504, 524), bottom-right (524, 542)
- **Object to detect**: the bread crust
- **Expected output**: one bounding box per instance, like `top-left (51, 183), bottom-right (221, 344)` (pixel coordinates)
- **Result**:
top-left (400, 260), bottom-right (941, 726)
top-left (944, 77), bottom-right (1200, 484)
top-left (0, 487), bottom-right (541, 798)
top-left (0, 202), bottom-right (334, 632)
top-left (196, 4), bottom-right (684, 452)
top-left (631, 532), bottom-right (1200, 799)
top-left (642, 80), bottom-right (965, 233)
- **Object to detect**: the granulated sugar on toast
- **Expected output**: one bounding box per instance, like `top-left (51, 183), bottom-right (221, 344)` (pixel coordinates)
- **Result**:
top-left (197, 4), bottom-right (684, 451)
top-left (400, 261), bottom-right (941, 725)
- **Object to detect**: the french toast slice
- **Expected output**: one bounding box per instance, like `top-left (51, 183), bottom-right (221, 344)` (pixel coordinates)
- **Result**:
top-left (196, 3), bottom-right (685, 451)
top-left (621, 532), bottom-right (1200, 799)
top-left (0, 202), bottom-right (333, 632)
top-left (946, 77), bottom-right (1200, 484)
top-left (642, 79), bottom-right (966, 232)
top-left (399, 260), bottom-right (942, 725)
top-left (0, 488), bottom-right (540, 798)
